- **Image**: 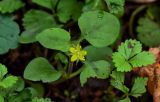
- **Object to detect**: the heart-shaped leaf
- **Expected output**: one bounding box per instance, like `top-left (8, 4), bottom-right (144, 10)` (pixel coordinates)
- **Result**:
top-left (78, 10), bottom-right (120, 47)
top-left (36, 28), bottom-right (71, 52)
top-left (24, 57), bottom-right (62, 82)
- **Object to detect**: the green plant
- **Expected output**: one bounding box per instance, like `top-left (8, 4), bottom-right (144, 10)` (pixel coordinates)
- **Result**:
top-left (23, 9), bottom-right (120, 85)
top-left (0, 64), bottom-right (52, 102)
top-left (0, 0), bottom-right (158, 102)
top-left (112, 39), bottom-right (155, 72)
top-left (0, 15), bottom-right (20, 54)
top-left (23, 11), bottom-right (155, 102)
top-left (110, 70), bottom-right (148, 102)
top-left (0, 0), bottom-right (24, 13)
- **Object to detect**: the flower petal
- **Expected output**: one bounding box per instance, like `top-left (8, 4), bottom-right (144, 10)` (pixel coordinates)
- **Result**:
top-left (69, 47), bottom-right (76, 53)
top-left (81, 50), bottom-right (87, 56)
top-left (79, 56), bottom-right (85, 61)
top-left (71, 55), bottom-right (78, 62)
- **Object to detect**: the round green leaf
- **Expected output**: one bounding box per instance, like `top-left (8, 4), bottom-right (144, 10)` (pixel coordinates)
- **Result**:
top-left (24, 57), bottom-right (62, 82)
top-left (0, 0), bottom-right (24, 13)
top-left (78, 10), bottom-right (120, 47)
top-left (36, 28), bottom-right (71, 52)
top-left (0, 15), bottom-right (20, 54)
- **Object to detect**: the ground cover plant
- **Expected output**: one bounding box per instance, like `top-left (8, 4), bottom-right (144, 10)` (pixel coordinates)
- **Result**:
top-left (0, 0), bottom-right (160, 102)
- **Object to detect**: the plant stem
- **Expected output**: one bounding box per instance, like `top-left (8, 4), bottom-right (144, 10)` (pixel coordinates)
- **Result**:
top-left (67, 62), bottom-right (73, 76)
top-left (44, 48), bottom-right (48, 57)
top-left (129, 5), bottom-right (147, 38)
top-left (69, 67), bottom-right (84, 78)
top-left (51, 67), bottom-right (84, 85)
top-left (121, 93), bottom-right (128, 99)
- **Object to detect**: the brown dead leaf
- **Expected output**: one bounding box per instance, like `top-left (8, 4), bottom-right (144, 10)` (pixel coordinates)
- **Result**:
top-left (133, 47), bottom-right (160, 102)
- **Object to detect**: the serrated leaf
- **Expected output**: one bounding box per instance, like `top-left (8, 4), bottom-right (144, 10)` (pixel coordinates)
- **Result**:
top-left (36, 28), bottom-right (71, 52)
top-left (0, 64), bottom-right (8, 78)
top-left (20, 10), bottom-right (58, 43)
top-left (105, 0), bottom-right (125, 17)
top-left (118, 39), bottom-right (142, 59)
top-left (24, 57), bottom-right (62, 82)
top-left (0, 76), bottom-right (18, 88)
top-left (0, 15), bottom-right (20, 54)
top-left (112, 52), bottom-right (132, 72)
top-left (112, 39), bottom-right (155, 72)
top-left (129, 51), bottom-right (155, 67)
top-left (118, 97), bottom-right (131, 102)
top-left (32, 0), bottom-right (58, 9)
top-left (110, 71), bottom-right (125, 83)
top-left (8, 88), bottom-right (32, 102)
top-left (111, 79), bottom-right (129, 93)
top-left (130, 77), bottom-right (148, 98)
top-left (110, 71), bottom-right (129, 93)
top-left (137, 17), bottom-right (160, 47)
top-left (0, 0), bottom-right (24, 13)
top-left (80, 60), bottom-right (111, 86)
top-left (78, 10), bottom-right (120, 47)
top-left (84, 45), bottom-right (112, 61)
top-left (12, 77), bottom-right (25, 92)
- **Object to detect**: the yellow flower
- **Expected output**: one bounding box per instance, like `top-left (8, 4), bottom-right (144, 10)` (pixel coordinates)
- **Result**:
top-left (69, 44), bottom-right (87, 62)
